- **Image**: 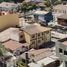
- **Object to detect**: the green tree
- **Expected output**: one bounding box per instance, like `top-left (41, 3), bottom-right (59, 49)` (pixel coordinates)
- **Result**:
top-left (0, 0), bottom-right (4, 3)
top-left (0, 44), bottom-right (7, 57)
top-left (45, 0), bottom-right (51, 7)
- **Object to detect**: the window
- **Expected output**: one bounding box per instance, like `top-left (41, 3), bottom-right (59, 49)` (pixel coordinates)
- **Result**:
top-left (42, 32), bottom-right (44, 35)
top-left (38, 33), bottom-right (40, 36)
top-left (64, 50), bottom-right (67, 55)
top-left (20, 35), bottom-right (23, 38)
top-left (38, 40), bottom-right (41, 43)
top-left (31, 41), bottom-right (35, 44)
top-left (59, 48), bottom-right (62, 53)
top-left (42, 38), bottom-right (44, 40)
top-left (32, 35), bottom-right (35, 38)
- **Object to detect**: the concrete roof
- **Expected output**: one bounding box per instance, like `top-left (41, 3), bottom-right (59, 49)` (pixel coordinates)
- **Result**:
top-left (0, 2), bottom-right (18, 9)
top-left (28, 57), bottom-right (57, 67)
top-left (23, 25), bottom-right (51, 35)
top-left (38, 57), bottom-right (55, 65)
top-left (28, 63), bottom-right (41, 67)
top-left (0, 28), bottom-right (22, 42)
top-left (20, 48), bottom-right (53, 61)
top-left (53, 4), bottom-right (67, 10)
top-left (3, 40), bottom-right (28, 51)
top-left (33, 11), bottom-right (48, 15)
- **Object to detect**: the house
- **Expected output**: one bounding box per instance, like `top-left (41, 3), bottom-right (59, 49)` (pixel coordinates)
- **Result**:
top-left (33, 10), bottom-right (53, 25)
top-left (3, 40), bottom-right (28, 55)
top-left (0, 28), bottom-right (25, 43)
top-left (57, 14), bottom-right (67, 26)
top-left (0, 2), bottom-right (19, 12)
top-left (53, 4), bottom-right (67, 14)
top-left (22, 25), bottom-right (51, 48)
top-left (20, 48), bottom-right (53, 61)
top-left (28, 56), bottom-right (59, 67)
top-left (0, 14), bottom-right (19, 31)
top-left (56, 38), bottom-right (67, 67)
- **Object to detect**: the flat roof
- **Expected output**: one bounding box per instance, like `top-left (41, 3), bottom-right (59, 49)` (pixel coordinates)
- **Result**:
top-left (23, 25), bottom-right (51, 35)
top-left (0, 27), bottom-right (22, 42)
top-left (0, 2), bottom-right (17, 9)
top-left (38, 57), bottom-right (55, 65)
top-left (53, 4), bottom-right (67, 10)
top-left (3, 40), bottom-right (28, 51)
top-left (28, 57), bottom-right (56, 67)
top-left (20, 48), bottom-right (53, 61)
top-left (58, 14), bottom-right (67, 19)
top-left (33, 11), bottom-right (48, 16)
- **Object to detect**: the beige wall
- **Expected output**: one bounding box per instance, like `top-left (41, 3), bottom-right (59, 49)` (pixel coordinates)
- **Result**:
top-left (0, 14), bottom-right (19, 31)
top-left (24, 30), bottom-right (51, 48)
top-left (24, 32), bottom-right (31, 44)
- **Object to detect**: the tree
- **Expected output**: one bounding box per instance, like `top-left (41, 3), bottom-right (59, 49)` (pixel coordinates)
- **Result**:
top-left (0, 0), bottom-right (4, 3)
top-left (0, 44), bottom-right (7, 57)
top-left (21, 2), bottom-right (37, 18)
top-left (44, 0), bottom-right (51, 7)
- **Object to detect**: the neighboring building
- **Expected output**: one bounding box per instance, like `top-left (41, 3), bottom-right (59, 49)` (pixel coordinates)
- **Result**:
top-left (3, 40), bottom-right (28, 55)
top-left (20, 48), bottom-right (53, 61)
top-left (0, 14), bottom-right (19, 31)
top-left (5, 56), bottom-right (17, 67)
top-left (22, 25), bottom-right (51, 48)
top-left (0, 56), bottom-right (17, 67)
top-left (56, 38), bottom-right (67, 67)
top-left (33, 11), bottom-right (53, 25)
top-left (0, 2), bottom-right (19, 12)
top-left (53, 4), bottom-right (67, 14)
top-left (0, 28), bottom-right (25, 42)
top-left (57, 14), bottom-right (67, 26)
top-left (28, 56), bottom-right (59, 67)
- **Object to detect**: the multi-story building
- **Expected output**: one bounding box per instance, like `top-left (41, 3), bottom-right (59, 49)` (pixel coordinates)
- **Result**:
top-left (53, 4), bottom-right (67, 14)
top-left (23, 25), bottom-right (51, 48)
top-left (56, 38), bottom-right (67, 67)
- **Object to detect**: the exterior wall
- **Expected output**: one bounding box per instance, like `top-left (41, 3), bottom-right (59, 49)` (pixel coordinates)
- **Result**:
top-left (56, 42), bottom-right (67, 67)
top-left (53, 9), bottom-right (67, 14)
top-left (24, 32), bottom-right (31, 44)
top-left (24, 30), bottom-right (51, 48)
top-left (43, 31), bottom-right (51, 42)
top-left (0, 14), bottom-right (19, 31)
